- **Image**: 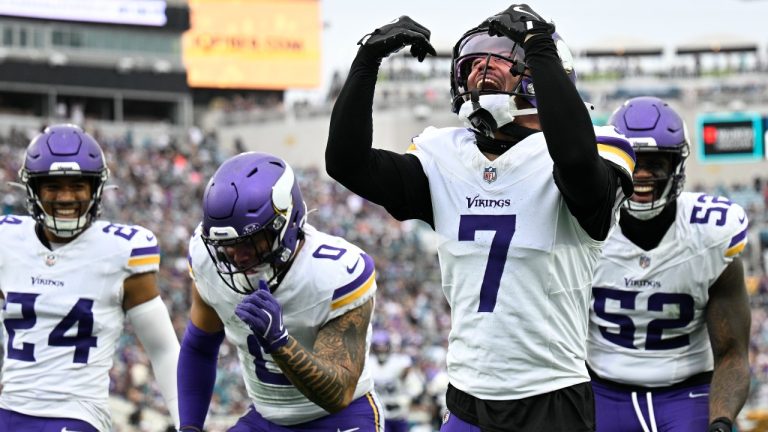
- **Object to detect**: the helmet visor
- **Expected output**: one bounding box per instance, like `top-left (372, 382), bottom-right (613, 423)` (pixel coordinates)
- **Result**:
top-left (457, 31), bottom-right (523, 58)
top-left (454, 32), bottom-right (524, 91)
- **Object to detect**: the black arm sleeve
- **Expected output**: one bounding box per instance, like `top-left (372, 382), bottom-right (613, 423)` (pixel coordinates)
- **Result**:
top-left (325, 47), bottom-right (434, 227)
top-left (523, 34), bottom-right (621, 240)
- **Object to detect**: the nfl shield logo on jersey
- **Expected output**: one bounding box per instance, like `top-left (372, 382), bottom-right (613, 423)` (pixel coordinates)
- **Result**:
top-left (45, 253), bottom-right (57, 267)
top-left (483, 166), bottom-right (497, 184)
top-left (639, 254), bottom-right (651, 269)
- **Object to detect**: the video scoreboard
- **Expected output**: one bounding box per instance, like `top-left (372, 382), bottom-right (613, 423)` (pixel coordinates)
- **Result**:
top-left (697, 112), bottom-right (765, 162)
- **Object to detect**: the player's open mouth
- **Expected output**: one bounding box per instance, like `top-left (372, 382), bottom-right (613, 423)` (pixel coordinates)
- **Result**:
top-left (476, 76), bottom-right (502, 91)
top-left (53, 208), bottom-right (79, 217)
top-left (631, 184), bottom-right (654, 202)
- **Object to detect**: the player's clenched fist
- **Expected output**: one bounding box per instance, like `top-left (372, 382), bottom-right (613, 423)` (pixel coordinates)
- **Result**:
top-left (235, 280), bottom-right (289, 353)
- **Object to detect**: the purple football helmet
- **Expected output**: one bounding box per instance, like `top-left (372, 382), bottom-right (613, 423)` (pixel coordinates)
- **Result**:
top-left (608, 96), bottom-right (690, 219)
top-left (19, 124), bottom-right (109, 238)
top-left (201, 152), bottom-right (307, 294)
top-left (372, 329), bottom-right (392, 362)
top-left (450, 25), bottom-right (577, 114)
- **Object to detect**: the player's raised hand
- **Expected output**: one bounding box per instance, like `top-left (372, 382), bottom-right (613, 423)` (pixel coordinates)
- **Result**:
top-left (358, 16), bottom-right (437, 62)
top-left (234, 280), bottom-right (289, 353)
top-left (483, 4), bottom-right (555, 44)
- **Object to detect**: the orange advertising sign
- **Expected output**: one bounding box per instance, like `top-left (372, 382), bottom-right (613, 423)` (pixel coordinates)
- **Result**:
top-left (182, 0), bottom-right (321, 89)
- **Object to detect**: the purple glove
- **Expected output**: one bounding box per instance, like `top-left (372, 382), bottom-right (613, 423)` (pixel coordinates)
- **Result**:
top-left (234, 280), bottom-right (289, 353)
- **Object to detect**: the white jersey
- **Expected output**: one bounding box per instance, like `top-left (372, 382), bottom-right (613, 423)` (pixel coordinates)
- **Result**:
top-left (188, 223), bottom-right (377, 425)
top-left (407, 126), bottom-right (634, 400)
top-left (0, 216), bottom-right (160, 431)
top-left (588, 192), bottom-right (748, 387)
top-left (368, 353), bottom-right (412, 420)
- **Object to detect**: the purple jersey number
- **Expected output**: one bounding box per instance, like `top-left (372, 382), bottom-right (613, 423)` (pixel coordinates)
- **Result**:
top-left (458, 215), bottom-right (516, 312)
top-left (593, 287), bottom-right (694, 350)
top-left (102, 222), bottom-right (139, 240)
top-left (48, 298), bottom-right (98, 363)
top-left (690, 194), bottom-right (731, 226)
top-left (4, 292), bottom-right (38, 361)
top-left (4, 293), bottom-right (98, 363)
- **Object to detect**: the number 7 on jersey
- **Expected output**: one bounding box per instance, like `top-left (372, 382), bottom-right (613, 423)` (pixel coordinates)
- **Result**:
top-left (458, 215), bottom-right (516, 312)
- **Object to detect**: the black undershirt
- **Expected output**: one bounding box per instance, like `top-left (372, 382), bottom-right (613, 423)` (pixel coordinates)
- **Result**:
top-left (618, 201), bottom-right (677, 250)
top-left (326, 33), bottom-right (630, 425)
top-left (327, 35), bottom-right (625, 240)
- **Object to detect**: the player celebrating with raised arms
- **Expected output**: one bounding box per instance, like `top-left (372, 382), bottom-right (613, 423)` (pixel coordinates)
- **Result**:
top-left (178, 152), bottom-right (383, 432)
top-left (0, 124), bottom-right (179, 432)
top-left (326, 3), bottom-right (636, 431)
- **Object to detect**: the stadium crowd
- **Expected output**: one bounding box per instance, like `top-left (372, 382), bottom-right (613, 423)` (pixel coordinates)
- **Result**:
top-left (2, 125), bottom-right (768, 431)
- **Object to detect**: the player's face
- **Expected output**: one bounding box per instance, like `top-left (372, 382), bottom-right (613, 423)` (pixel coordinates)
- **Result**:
top-left (466, 55), bottom-right (517, 92)
top-left (631, 153), bottom-right (672, 203)
top-left (37, 176), bottom-right (93, 219)
top-left (222, 230), bottom-right (274, 272)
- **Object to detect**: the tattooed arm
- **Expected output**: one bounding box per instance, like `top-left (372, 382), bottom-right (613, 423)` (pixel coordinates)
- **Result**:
top-left (270, 297), bottom-right (374, 413)
top-left (707, 257), bottom-right (750, 423)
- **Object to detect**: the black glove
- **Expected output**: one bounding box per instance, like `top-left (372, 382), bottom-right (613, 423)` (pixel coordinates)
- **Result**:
top-left (483, 4), bottom-right (555, 44)
top-left (358, 16), bottom-right (437, 62)
top-left (708, 417), bottom-right (733, 432)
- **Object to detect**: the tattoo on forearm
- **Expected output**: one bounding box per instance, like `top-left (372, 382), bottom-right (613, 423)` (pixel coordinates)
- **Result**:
top-left (271, 298), bottom-right (373, 412)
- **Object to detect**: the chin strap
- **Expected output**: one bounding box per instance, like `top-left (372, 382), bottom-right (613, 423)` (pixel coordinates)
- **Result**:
top-left (466, 90), bottom-right (498, 138)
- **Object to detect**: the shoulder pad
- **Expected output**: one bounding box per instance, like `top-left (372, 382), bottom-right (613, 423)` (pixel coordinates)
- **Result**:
top-left (685, 193), bottom-right (748, 258)
top-left (408, 126), bottom-right (467, 153)
top-left (123, 224), bottom-right (160, 271)
top-left (723, 202), bottom-right (748, 258)
top-left (594, 125), bottom-right (636, 196)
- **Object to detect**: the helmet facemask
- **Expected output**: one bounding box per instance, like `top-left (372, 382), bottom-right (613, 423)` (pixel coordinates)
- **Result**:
top-left (19, 124), bottom-right (110, 239)
top-left (25, 174), bottom-right (106, 239)
top-left (450, 28), bottom-right (577, 137)
top-left (202, 224), bottom-right (283, 294)
top-left (201, 153), bottom-right (307, 295)
top-left (625, 148), bottom-right (688, 220)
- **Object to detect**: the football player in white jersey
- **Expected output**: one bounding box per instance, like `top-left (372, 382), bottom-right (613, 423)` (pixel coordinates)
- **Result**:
top-left (0, 124), bottom-right (180, 432)
top-left (178, 152), bottom-right (383, 432)
top-left (587, 97), bottom-right (751, 432)
top-left (369, 330), bottom-right (413, 432)
top-left (326, 4), bottom-right (635, 432)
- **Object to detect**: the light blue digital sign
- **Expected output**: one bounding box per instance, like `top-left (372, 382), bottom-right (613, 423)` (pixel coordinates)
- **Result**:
top-left (696, 112), bottom-right (764, 162)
